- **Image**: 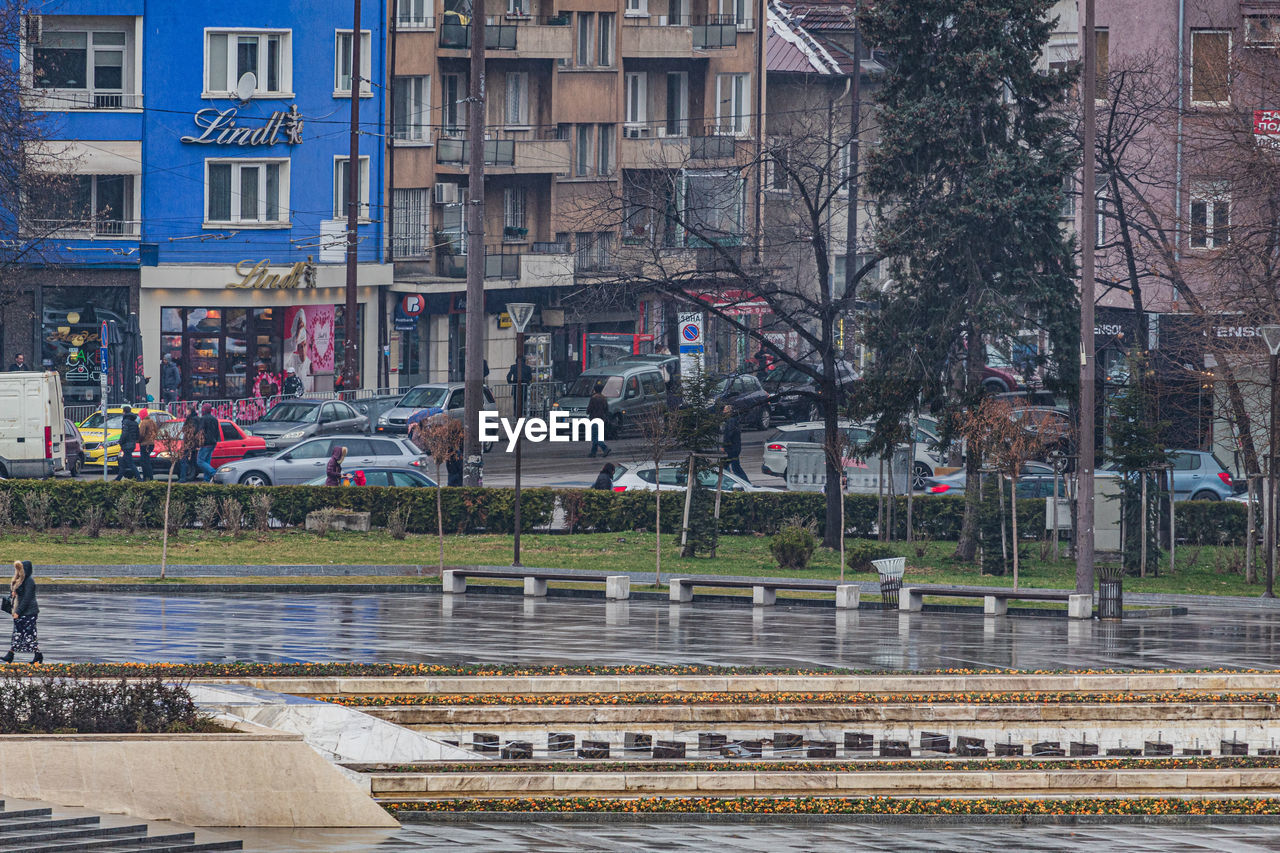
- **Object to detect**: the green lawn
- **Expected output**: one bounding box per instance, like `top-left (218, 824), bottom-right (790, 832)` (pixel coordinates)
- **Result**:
top-left (0, 528), bottom-right (1265, 597)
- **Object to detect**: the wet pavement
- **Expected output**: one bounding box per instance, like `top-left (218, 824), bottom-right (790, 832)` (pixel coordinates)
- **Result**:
top-left (28, 590), bottom-right (1280, 670)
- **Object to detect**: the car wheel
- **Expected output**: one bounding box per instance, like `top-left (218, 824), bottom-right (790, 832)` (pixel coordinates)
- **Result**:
top-left (482, 440), bottom-right (496, 453)
top-left (1191, 490), bottom-right (1221, 501)
top-left (758, 407), bottom-right (772, 430)
top-left (912, 461), bottom-right (931, 492)
top-left (607, 414), bottom-right (624, 440)
top-left (238, 472), bottom-right (272, 487)
top-left (68, 456), bottom-right (81, 478)
top-left (983, 378), bottom-right (1009, 394)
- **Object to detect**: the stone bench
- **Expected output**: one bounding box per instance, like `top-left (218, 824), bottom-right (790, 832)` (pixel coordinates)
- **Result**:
top-left (668, 577), bottom-right (860, 609)
top-left (899, 585), bottom-right (1092, 619)
top-left (441, 568), bottom-right (630, 600)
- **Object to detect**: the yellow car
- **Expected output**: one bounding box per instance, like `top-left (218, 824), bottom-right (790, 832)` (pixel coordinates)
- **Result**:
top-left (78, 408), bottom-right (176, 468)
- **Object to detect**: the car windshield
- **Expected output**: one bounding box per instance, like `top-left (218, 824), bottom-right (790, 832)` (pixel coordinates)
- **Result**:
top-left (712, 378), bottom-right (730, 395)
top-left (399, 387), bottom-right (450, 409)
top-left (259, 403), bottom-right (318, 423)
top-left (567, 375), bottom-right (624, 398)
top-left (79, 413), bottom-right (122, 430)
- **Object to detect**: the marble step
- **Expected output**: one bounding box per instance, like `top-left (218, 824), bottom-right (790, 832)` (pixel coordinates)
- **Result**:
top-left (0, 823), bottom-right (148, 850)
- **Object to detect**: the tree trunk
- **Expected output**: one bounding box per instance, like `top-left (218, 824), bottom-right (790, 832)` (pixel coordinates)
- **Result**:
top-left (436, 464), bottom-right (445, 573)
top-left (160, 460), bottom-right (173, 580)
top-left (1011, 475), bottom-right (1019, 591)
top-left (821, 371), bottom-right (843, 549)
top-left (654, 486), bottom-right (661, 586)
top-left (955, 330), bottom-right (986, 561)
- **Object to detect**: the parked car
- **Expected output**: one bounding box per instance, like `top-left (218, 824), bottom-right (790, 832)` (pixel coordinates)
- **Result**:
top-left (1100, 450), bottom-right (1237, 501)
top-left (925, 461), bottom-right (1060, 497)
top-left (618, 353), bottom-right (680, 381)
top-left (349, 394), bottom-right (408, 434)
top-left (244, 399), bottom-right (367, 450)
top-left (610, 461), bottom-right (780, 493)
top-left (1010, 405), bottom-right (1074, 460)
top-left (212, 434), bottom-right (423, 486)
top-left (302, 466), bottom-right (436, 487)
top-left (376, 383), bottom-right (497, 435)
top-left (761, 419), bottom-right (942, 489)
top-left (551, 364), bottom-right (667, 438)
top-left (762, 361), bottom-right (858, 423)
top-left (60, 418), bottom-right (85, 477)
top-left (981, 365), bottom-right (1020, 394)
top-left (711, 373), bottom-right (772, 429)
top-left (148, 419), bottom-right (268, 472)
top-left (79, 408), bottom-right (176, 468)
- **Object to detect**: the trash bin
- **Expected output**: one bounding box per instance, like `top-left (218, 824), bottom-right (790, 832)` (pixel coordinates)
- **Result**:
top-left (1098, 564), bottom-right (1123, 620)
top-left (872, 557), bottom-right (906, 609)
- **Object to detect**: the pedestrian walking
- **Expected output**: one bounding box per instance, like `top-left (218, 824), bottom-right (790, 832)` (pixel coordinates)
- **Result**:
top-left (447, 427), bottom-right (464, 487)
top-left (197, 404), bottom-right (220, 481)
top-left (325, 446), bottom-right (347, 486)
top-left (3, 560), bottom-right (41, 664)
top-left (505, 356), bottom-right (533, 415)
top-left (136, 408), bottom-right (158, 481)
top-left (586, 384), bottom-right (611, 458)
top-left (590, 462), bottom-right (616, 490)
top-left (721, 404), bottom-right (750, 483)
top-left (115, 406), bottom-right (140, 481)
top-left (181, 409), bottom-right (201, 482)
top-left (7, 353), bottom-right (28, 371)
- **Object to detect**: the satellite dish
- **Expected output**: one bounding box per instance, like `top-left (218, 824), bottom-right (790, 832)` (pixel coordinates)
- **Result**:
top-left (234, 72), bottom-right (257, 103)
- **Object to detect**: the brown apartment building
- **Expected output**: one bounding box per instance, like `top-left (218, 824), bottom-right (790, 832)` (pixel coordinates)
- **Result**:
top-left (384, 0), bottom-right (765, 389)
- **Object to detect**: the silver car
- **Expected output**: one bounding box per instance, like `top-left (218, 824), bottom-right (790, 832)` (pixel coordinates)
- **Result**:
top-left (245, 399), bottom-right (368, 450)
top-left (212, 434), bottom-right (424, 486)
top-left (376, 383), bottom-right (497, 434)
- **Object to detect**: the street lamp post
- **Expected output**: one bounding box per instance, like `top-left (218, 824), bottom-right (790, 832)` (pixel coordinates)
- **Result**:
top-left (507, 303), bottom-right (536, 568)
top-left (1262, 326), bottom-right (1280, 598)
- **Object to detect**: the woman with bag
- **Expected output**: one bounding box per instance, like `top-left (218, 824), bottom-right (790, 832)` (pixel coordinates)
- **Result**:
top-left (3, 560), bottom-right (41, 664)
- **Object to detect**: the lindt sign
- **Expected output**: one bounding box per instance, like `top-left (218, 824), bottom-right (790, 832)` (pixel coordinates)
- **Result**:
top-left (181, 105), bottom-right (304, 146)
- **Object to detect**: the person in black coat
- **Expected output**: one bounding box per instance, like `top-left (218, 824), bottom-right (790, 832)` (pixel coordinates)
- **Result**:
top-left (197, 404), bottom-right (221, 481)
top-left (721, 404), bottom-right (749, 483)
top-left (7, 353), bottom-right (28, 371)
top-left (590, 462), bottom-right (616, 490)
top-left (115, 406), bottom-right (140, 481)
top-left (4, 560), bottom-right (41, 664)
top-left (282, 368), bottom-right (304, 397)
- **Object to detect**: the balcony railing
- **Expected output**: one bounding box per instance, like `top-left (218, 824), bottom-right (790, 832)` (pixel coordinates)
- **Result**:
top-left (435, 252), bottom-right (521, 279)
top-left (33, 90), bottom-right (143, 110)
top-left (31, 219), bottom-right (140, 238)
top-left (396, 13), bottom-right (436, 28)
top-left (439, 21), bottom-right (519, 49)
top-left (690, 134), bottom-right (739, 160)
top-left (621, 14), bottom-right (740, 48)
top-left (436, 137), bottom-right (516, 166)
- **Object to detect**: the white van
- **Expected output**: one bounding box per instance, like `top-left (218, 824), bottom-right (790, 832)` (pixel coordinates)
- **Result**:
top-left (0, 372), bottom-right (66, 478)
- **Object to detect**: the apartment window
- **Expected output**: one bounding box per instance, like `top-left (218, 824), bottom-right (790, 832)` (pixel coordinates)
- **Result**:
top-left (625, 72), bottom-right (647, 127)
top-left (1246, 15), bottom-right (1280, 46)
top-left (442, 74), bottom-right (466, 134)
top-left (391, 188), bottom-right (430, 257)
top-left (206, 30), bottom-right (289, 96)
top-left (681, 169), bottom-right (744, 245)
top-left (576, 231), bottom-right (614, 271)
top-left (1191, 30), bottom-right (1230, 104)
top-left (333, 156), bottom-right (371, 220)
top-left (206, 160), bottom-right (287, 225)
top-left (598, 13), bottom-right (615, 66)
top-left (767, 148), bottom-right (789, 192)
top-left (27, 173), bottom-right (135, 235)
top-left (505, 72), bottom-right (529, 125)
top-left (666, 72), bottom-right (689, 136)
top-left (577, 12), bottom-right (594, 66)
top-left (33, 29), bottom-right (132, 107)
top-left (397, 0), bottom-right (435, 28)
top-left (439, 192), bottom-right (466, 255)
top-left (716, 73), bottom-right (750, 136)
top-left (1189, 181), bottom-right (1229, 249)
top-left (1095, 28), bottom-right (1109, 98)
top-left (625, 0), bottom-right (648, 16)
top-left (334, 30), bottom-right (373, 95)
top-left (598, 124), bottom-right (614, 175)
top-left (576, 124), bottom-right (593, 176)
top-left (393, 75), bottom-right (429, 141)
top-left (1095, 187), bottom-right (1108, 248)
top-left (720, 0), bottom-right (751, 27)
top-left (1060, 174), bottom-right (1076, 219)
top-left (503, 186), bottom-right (527, 239)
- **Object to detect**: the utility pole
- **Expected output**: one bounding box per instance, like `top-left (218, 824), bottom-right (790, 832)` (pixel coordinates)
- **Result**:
top-left (342, 0), bottom-right (362, 393)
top-left (462, 0), bottom-right (487, 485)
top-left (1076, 0), bottom-right (1097, 595)
top-left (842, 0), bottom-right (861, 304)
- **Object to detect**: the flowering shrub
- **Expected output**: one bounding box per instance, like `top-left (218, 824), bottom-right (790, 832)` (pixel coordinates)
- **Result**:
top-left (0, 676), bottom-right (215, 733)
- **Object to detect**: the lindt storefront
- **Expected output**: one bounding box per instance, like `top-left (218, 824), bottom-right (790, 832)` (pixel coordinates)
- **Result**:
top-left (140, 259), bottom-right (389, 403)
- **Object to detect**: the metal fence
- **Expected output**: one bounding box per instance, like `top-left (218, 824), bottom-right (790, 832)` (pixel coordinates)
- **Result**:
top-left (65, 387), bottom-right (411, 428)
top-left (489, 381), bottom-right (569, 420)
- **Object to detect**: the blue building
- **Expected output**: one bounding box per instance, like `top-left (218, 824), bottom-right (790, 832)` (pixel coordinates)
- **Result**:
top-left (11, 0), bottom-right (389, 405)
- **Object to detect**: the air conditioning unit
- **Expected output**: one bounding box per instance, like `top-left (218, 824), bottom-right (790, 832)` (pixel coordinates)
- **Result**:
top-left (656, 128), bottom-right (667, 138)
top-left (658, 14), bottom-right (668, 25)
top-left (624, 125), bottom-right (648, 139)
top-left (434, 183), bottom-right (460, 204)
top-left (22, 14), bottom-right (42, 44)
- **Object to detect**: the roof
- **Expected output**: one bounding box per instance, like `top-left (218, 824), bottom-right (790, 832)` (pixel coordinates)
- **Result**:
top-left (767, 0), bottom-right (860, 76)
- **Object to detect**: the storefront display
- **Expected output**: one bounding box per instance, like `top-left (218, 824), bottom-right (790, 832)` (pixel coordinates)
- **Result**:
top-left (41, 286), bottom-right (133, 404)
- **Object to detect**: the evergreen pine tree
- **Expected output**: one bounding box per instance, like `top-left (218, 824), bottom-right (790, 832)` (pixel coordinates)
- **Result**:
top-left (860, 0), bottom-right (1080, 560)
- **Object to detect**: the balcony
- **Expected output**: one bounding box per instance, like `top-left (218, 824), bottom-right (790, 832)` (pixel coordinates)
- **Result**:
top-left (30, 90), bottom-right (143, 111)
top-left (438, 17), bottom-right (570, 55)
top-left (30, 219), bottom-right (141, 239)
top-left (621, 15), bottom-right (738, 56)
top-left (620, 133), bottom-right (691, 169)
top-left (395, 13), bottom-right (435, 29)
top-left (690, 134), bottom-right (740, 161)
top-left (435, 135), bottom-right (571, 174)
top-left (435, 252), bottom-right (521, 280)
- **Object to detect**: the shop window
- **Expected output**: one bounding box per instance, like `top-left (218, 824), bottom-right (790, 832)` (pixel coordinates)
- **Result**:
top-left (41, 286), bottom-right (129, 400)
top-left (206, 159), bottom-right (288, 226)
top-left (205, 30), bottom-right (290, 97)
top-left (333, 156), bottom-right (370, 220)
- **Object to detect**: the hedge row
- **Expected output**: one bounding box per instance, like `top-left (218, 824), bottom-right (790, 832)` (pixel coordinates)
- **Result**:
top-left (0, 479), bottom-right (1248, 543)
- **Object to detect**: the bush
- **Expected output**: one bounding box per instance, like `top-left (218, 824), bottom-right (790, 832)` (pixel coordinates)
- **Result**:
top-left (0, 677), bottom-right (216, 734)
top-left (115, 489), bottom-right (146, 534)
top-left (845, 539), bottom-right (898, 573)
top-left (21, 490), bottom-right (51, 530)
top-left (217, 496), bottom-right (244, 536)
top-left (387, 507), bottom-right (408, 540)
top-left (251, 493), bottom-right (273, 534)
top-left (770, 526), bottom-right (817, 570)
top-left (82, 505), bottom-right (103, 538)
top-left (0, 491), bottom-right (10, 529)
top-left (193, 494), bottom-right (219, 531)
top-left (164, 498), bottom-right (188, 535)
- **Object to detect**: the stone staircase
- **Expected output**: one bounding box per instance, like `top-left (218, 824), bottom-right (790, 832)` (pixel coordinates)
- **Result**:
top-left (0, 800), bottom-right (241, 852)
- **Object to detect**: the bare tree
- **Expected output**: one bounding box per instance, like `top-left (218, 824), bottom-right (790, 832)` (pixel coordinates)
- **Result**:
top-left (636, 402), bottom-right (681, 585)
top-left (412, 416), bottom-right (466, 573)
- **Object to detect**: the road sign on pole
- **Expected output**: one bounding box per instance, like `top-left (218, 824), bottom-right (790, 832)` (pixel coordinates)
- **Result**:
top-left (677, 311), bottom-right (704, 379)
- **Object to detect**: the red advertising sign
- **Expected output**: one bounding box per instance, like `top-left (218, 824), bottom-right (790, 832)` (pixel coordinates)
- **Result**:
top-left (1254, 110), bottom-right (1280, 148)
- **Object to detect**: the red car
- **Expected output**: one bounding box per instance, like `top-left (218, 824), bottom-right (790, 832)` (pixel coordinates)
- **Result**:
top-left (147, 419), bottom-right (268, 471)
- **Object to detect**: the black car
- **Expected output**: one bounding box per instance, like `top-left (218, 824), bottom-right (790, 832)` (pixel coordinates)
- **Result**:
top-left (712, 373), bottom-right (772, 429)
top-left (763, 361), bottom-right (858, 422)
